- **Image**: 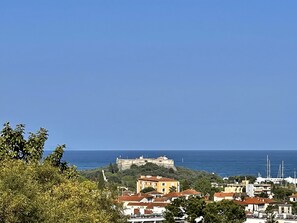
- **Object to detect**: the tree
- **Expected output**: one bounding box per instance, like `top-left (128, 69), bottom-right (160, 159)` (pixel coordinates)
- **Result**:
top-left (181, 179), bottom-right (191, 190)
top-left (164, 197), bottom-right (187, 223)
top-left (259, 191), bottom-right (269, 198)
top-left (265, 213), bottom-right (279, 223)
top-left (203, 200), bottom-right (246, 223)
top-left (140, 187), bottom-right (155, 193)
top-left (0, 122), bottom-right (48, 162)
top-left (265, 205), bottom-right (279, 223)
top-left (272, 185), bottom-right (293, 201)
top-left (0, 123), bottom-right (127, 223)
top-left (169, 186), bottom-right (177, 193)
top-left (164, 197), bottom-right (205, 223)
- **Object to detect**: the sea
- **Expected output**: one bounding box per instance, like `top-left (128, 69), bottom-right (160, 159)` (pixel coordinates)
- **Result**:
top-left (44, 150), bottom-right (297, 178)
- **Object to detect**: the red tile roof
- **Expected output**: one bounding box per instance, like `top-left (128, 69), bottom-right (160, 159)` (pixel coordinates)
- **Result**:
top-left (163, 192), bottom-right (183, 198)
top-left (147, 202), bottom-right (169, 209)
top-left (214, 192), bottom-right (235, 198)
top-left (126, 202), bottom-right (169, 208)
top-left (181, 189), bottom-right (201, 195)
top-left (242, 197), bottom-right (275, 205)
top-left (118, 193), bottom-right (152, 202)
top-left (154, 197), bottom-right (170, 202)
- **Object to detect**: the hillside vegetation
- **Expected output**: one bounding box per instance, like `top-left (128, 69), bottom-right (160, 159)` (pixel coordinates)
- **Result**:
top-left (80, 162), bottom-right (223, 194)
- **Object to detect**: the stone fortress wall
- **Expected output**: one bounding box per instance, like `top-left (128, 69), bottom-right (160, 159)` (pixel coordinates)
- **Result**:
top-left (116, 156), bottom-right (176, 171)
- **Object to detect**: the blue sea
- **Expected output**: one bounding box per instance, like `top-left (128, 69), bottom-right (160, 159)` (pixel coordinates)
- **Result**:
top-left (44, 150), bottom-right (297, 178)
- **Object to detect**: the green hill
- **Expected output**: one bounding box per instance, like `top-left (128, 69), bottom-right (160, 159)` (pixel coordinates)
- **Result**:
top-left (80, 162), bottom-right (223, 193)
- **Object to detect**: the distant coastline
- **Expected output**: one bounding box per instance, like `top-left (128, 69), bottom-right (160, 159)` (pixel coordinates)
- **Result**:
top-left (44, 150), bottom-right (297, 177)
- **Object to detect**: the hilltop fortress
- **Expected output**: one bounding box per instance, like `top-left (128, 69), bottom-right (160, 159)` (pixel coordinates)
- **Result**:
top-left (116, 156), bottom-right (176, 171)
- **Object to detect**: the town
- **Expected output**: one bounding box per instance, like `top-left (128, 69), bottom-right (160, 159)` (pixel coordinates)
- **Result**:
top-left (106, 156), bottom-right (297, 223)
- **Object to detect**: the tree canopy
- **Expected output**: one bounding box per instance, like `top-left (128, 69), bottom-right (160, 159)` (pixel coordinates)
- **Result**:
top-left (164, 198), bottom-right (246, 223)
top-left (0, 122), bottom-right (126, 223)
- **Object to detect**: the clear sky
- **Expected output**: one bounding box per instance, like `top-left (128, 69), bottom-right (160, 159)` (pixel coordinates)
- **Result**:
top-left (0, 1), bottom-right (296, 150)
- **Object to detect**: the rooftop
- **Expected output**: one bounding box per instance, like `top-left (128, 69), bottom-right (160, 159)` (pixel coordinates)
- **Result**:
top-left (138, 175), bottom-right (177, 182)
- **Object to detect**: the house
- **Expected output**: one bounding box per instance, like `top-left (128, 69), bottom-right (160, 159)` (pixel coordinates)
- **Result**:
top-left (123, 202), bottom-right (169, 216)
top-left (241, 197), bottom-right (275, 212)
top-left (213, 192), bottom-right (235, 202)
top-left (181, 189), bottom-right (202, 198)
top-left (163, 191), bottom-right (183, 201)
top-left (289, 193), bottom-right (297, 202)
top-left (246, 183), bottom-right (272, 198)
top-left (145, 190), bottom-right (164, 198)
top-left (136, 175), bottom-right (180, 194)
top-left (278, 203), bottom-right (292, 216)
top-left (118, 193), bottom-right (153, 206)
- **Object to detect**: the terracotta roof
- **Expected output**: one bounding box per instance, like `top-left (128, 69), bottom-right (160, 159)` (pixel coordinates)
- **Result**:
top-left (163, 192), bottom-right (183, 198)
top-left (154, 197), bottom-right (170, 202)
top-left (181, 189), bottom-right (201, 195)
top-left (147, 202), bottom-right (169, 209)
top-left (233, 200), bottom-right (247, 206)
top-left (138, 176), bottom-right (177, 182)
top-left (126, 202), bottom-right (169, 208)
top-left (214, 192), bottom-right (235, 198)
top-left (242, 197), bottom-right (275, 205)
top-left (118, 193), bottom-right (152, 202)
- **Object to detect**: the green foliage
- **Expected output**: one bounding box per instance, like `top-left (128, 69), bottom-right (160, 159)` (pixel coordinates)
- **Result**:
top-left (0, 123), bottom-right (126, 223)
top-left (291, 202), bottom-right (297, 215)
top-left (108, 162), bottom-right (119, 174)
top-left (272, 185), bottom-right (294, 201)
top-left (140, 187), bottom-right (155, 193)
top-left (265, 212), bottom-right (279, 223)
top-left (169, 185), bottom-right (177, 193)
top-left (164, 197), bottom-right (246, 223)
top-left (164, 197), bottom-right (206, 223)
top-left (0, 122), bottom-right (48, 162)
top-left (180, 179), bottom-right (191, 190)
top-left (227, 175), bottom-right (256, 184)
top-left (80, 162), bottom-right (222, 191)
top-left (259, 191), bottom-right (269, 198)
top-left (203, 200), bottom-right (246, 223)
top-left (194, 177), bottom-right (221, 198)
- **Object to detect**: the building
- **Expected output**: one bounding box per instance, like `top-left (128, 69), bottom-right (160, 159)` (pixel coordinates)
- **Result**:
top-left (116, 156), bottom-right (176, 171)
top-left (289, 193), bottom-right (297, 202)
top-left (240, 197), bottom-right (276, 212)
top-left (224, 180), bottom-right (249, 193)
top-left (136, 175), bottom-right (180, 194)
top-left (246, 183), bottom-right (272, 198)
top-left (213, 192), bottom-right (235, 202)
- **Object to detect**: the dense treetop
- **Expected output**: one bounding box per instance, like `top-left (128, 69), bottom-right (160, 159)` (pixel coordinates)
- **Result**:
top-left (0, 123), bottom-right (126, 223)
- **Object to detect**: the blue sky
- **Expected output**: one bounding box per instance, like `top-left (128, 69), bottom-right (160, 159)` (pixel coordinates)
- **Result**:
top-left (0, 1), bottom-right (296, 150)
